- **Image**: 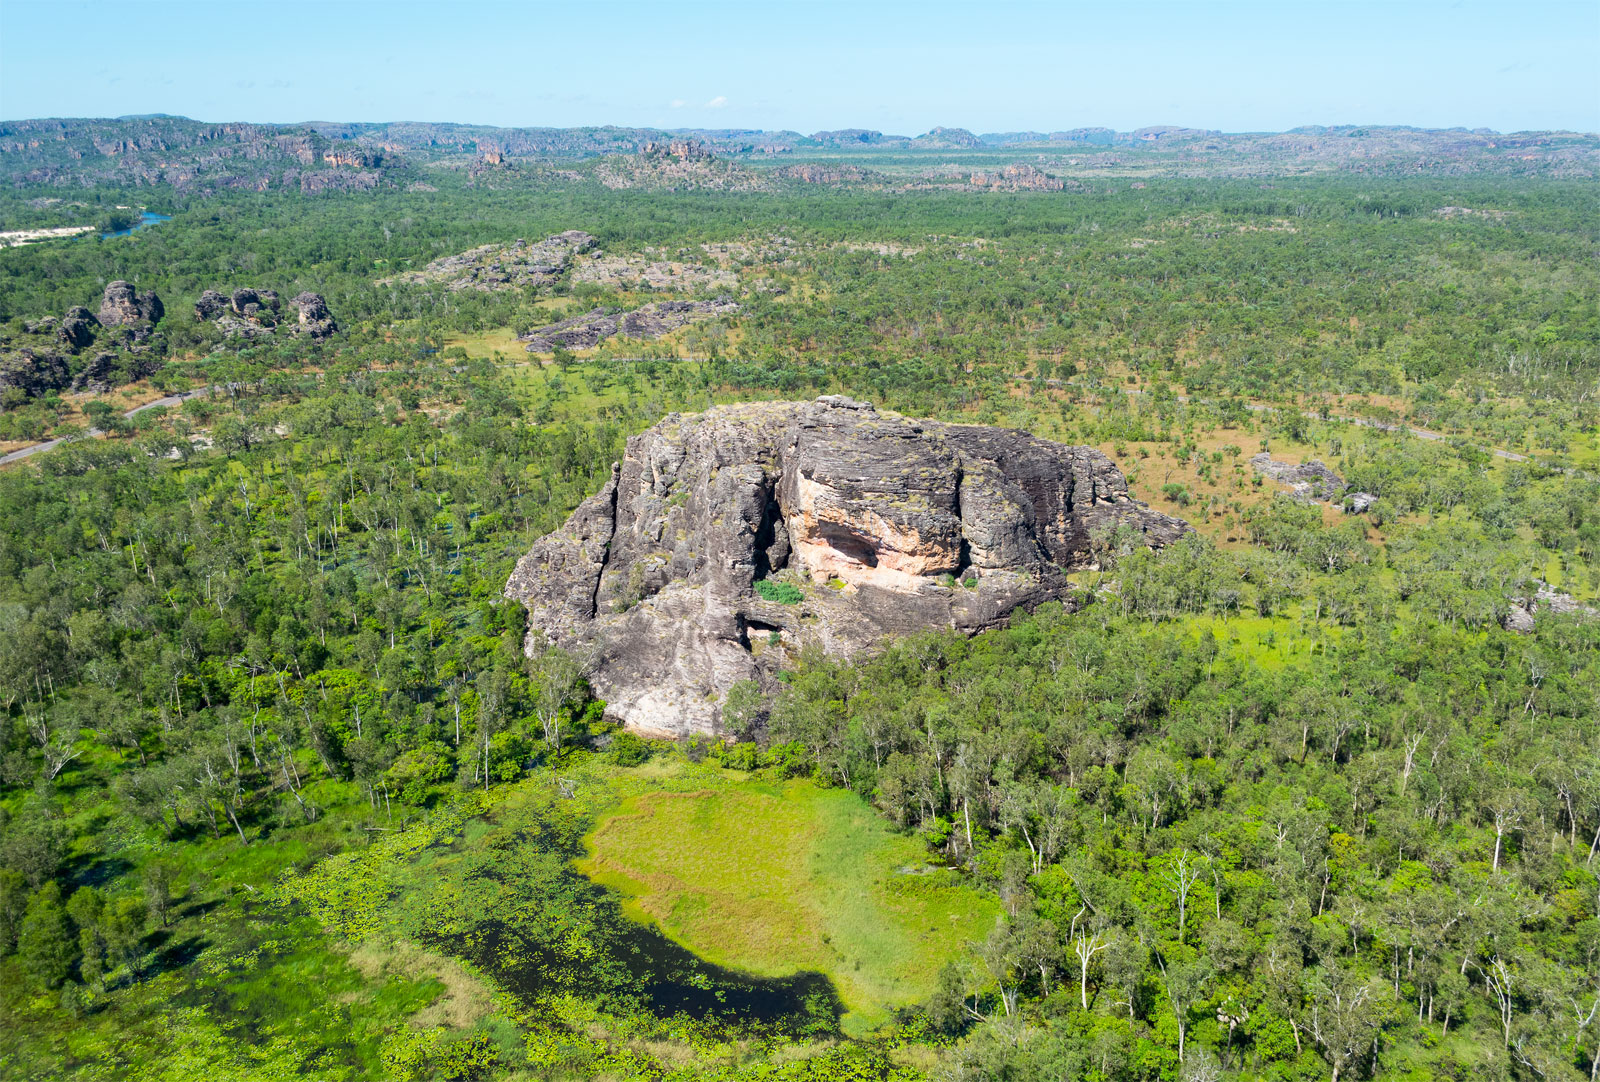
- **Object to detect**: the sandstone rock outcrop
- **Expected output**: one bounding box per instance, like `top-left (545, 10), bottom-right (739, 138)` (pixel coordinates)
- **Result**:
top-left (520, 298), bottom-right (739, 353)
top-left (57, 307), bottom-right (99, 349)
top-left (0, 348), bottom-right (71, 398)
top-left (384, 231), bottom-right (595, 292)
top-left (913, 126), bottom-right (983, 149)
top-left (193, 286), bottom-right (337, 341)
top-left (194, 290), bottom-right (230, 320)
top-left (969, 164), bottom-right (1066, 192)
top-left (1251, 452), bottom-right (1347, 502)
top-left (505, 397), bottom-right (1191, 736)
top-left (640, 139), bottom-right (712, 162)
top-left (291, 291), bottom-right (338, 339)
top-left (231, 288), bottom-right (280, 321)
top-left (97, 280), bottom-right (163, 327)
top-left (1505, 581), bottom-right (1599, 633)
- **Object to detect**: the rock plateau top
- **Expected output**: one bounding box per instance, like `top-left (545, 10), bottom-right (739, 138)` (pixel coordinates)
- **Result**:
top-left (505, 397), bottom-right (1190, 736)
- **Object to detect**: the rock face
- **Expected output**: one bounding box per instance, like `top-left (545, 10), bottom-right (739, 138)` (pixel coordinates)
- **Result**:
top-left (96, 281), bottom-right (163, 327)
top-left (1251, 452), bottom-right (1347, 502)
top-left (292, 291), bottom-right (338, 339)
top-left (520, 298), bottom-right (739, 353)
top-left (505, 398), bottom-right (1191, 736)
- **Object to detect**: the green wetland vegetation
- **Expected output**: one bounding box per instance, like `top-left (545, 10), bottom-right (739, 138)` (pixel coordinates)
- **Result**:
top-left (0, 154), bottom-right (1596, 1081)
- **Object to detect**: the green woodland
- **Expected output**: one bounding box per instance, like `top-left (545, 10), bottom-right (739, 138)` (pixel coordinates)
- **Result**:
top-left (0, 164), bottom-right (1596, 1081)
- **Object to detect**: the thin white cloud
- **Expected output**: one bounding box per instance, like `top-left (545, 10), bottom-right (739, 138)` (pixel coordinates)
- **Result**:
top-left (669, 99), bottom-right (686, 109)
top-left (705, 95), bottom-right (728, 108)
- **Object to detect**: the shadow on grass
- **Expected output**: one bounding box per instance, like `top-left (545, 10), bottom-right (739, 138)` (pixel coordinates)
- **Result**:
top-left (144, 933), bottom-right (210, 977)
top-left (67, 853), bottom-right (134, 889)
top-left (436, 914), bottom-right (842, 1037)
top-left (419, 824), bottom-right (844, 1039)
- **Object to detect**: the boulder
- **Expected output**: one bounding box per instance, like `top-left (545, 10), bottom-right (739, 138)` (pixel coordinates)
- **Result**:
top-left (0, 348), bottom-right (72, 397)
top-left (194, 290), bottom-right (230, 320)
top-left (97, 280), bottom-right (163, 326)
top-left (505, 398), bottom-right (1191, 737)
top-left (230, 288), bottom-right (280, 322)
top-left (57, 307), bottom-right (100, 350)
top-left (70, 351), bottom-right (121, 394)
top-left (290, 292), bottom-right (338, 339)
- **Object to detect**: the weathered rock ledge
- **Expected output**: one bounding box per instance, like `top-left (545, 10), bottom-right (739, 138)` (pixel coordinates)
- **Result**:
top-left (505, 397), bottom-right (1191, 736)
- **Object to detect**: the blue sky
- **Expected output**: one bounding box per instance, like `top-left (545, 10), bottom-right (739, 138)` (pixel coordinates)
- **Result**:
top-left (2, 0), bottom-right (1596, 133)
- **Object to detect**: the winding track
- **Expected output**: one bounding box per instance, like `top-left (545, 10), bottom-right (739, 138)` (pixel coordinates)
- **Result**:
top-left (0, 385), bottom-right (220, 467)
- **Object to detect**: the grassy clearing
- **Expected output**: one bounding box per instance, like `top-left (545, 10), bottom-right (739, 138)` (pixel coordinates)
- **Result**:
top-left (578, 774), bottom-right (999, 1033)
top-left (1179, 609), bottom-right (1342, 670)
top-left (439, 326), bottom-right (531, 361)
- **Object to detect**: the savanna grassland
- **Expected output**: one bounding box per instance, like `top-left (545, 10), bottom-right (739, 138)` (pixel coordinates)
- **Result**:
top-left (0, 125), bottom-right (1597, 1081)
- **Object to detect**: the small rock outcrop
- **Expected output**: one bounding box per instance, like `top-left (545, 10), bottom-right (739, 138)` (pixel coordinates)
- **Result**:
top-left (231, 287), bottom-right (280, 321)
top-left (1505, 582), bottom-right (1599, 633)
top-left (57, 307), bottom-right (100, 349)
top-left (292, 291), bottom-right (338, 339)
top-left (1251, 452), bottom-right (1346, 502)
top-left (194, 286), bottom-right (337, 341)
top-left (640, 139), bottom-right (712, 162)
top-left (969, 164), bottom-right (1066, 192)
top-left (520, 298), bottom-right (739, 353)
top-left (0, 287), bottom-right (166, 400)
top-left (0, 348), bottom-right (71, 398)
top-left (194, 290), bottom-right (230, 320)
top-left (97, 280), bottom-right (163, 327)
top-left (384, 231), bottom-right (595, 292)
top-left (505, 398), bottom-right (1191, 736)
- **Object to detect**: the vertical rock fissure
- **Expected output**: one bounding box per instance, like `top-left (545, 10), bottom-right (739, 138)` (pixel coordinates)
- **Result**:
top-left (588, 474), bottom-right (622, 619)
top-left (952, 464), bottom-right (972, 579)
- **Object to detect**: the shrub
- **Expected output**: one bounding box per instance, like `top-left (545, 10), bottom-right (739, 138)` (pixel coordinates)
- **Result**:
top-left (610, 731), bottom-right (650, 767)
top-left (754, 579), bottom-right (803, 604)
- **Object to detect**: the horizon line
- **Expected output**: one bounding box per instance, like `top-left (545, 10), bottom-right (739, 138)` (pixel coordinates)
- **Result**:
top-left (5, 115), bottom-right (1596, 139)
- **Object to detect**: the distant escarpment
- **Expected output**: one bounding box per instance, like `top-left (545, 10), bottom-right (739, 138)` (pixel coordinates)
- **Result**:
top-left (505, 397), bottom-right (1190, 736)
